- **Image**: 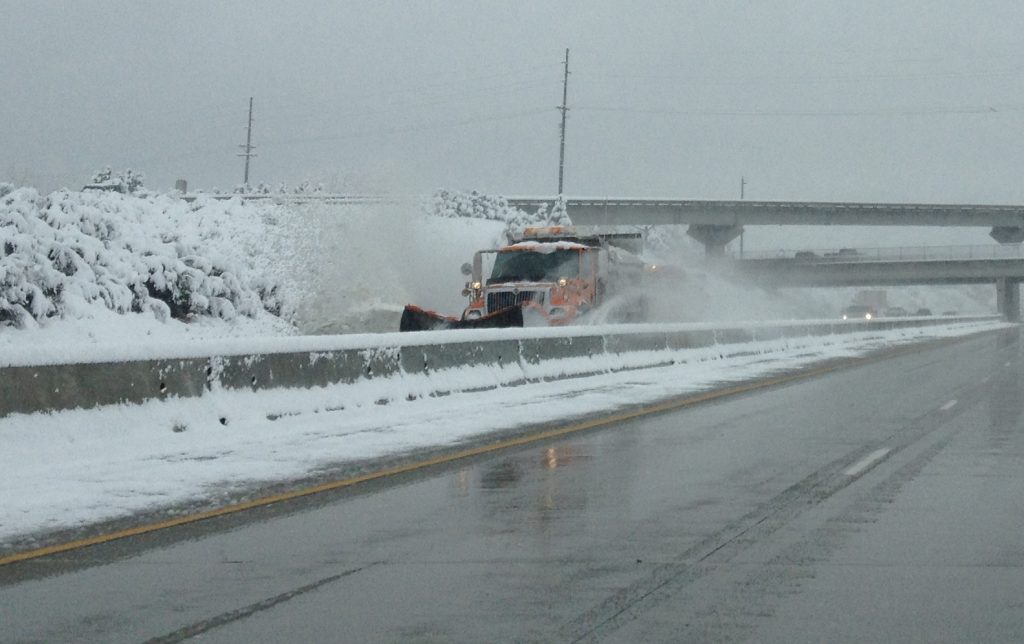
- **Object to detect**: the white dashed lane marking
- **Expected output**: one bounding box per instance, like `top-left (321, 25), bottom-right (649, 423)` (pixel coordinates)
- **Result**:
top-left (844, 448), bottom-right (892, 477)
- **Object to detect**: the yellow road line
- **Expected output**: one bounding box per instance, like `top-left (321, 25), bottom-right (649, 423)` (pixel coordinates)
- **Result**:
top-left (0, 329), bottom-right (1000, 567)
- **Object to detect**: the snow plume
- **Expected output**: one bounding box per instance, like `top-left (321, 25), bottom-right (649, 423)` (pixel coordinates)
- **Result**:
top-left (0, 187), bottom-right (294, 330)
top-left (637, 226), bottom-right (994, 321)
top-left (625, 226), bottom-right (838, 323)
top-left (283, 199), bottom-right (505, 333)
top-left (428, 190), bottom-right (571, 233)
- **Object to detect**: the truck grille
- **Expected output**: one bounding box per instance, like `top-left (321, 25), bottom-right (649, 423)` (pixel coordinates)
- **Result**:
top-left (487, 290), bottom-right (539, 312)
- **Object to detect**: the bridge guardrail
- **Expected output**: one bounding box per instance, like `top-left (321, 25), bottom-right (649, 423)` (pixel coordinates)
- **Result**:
top-left (735, 245), bottom-right (1024, 263)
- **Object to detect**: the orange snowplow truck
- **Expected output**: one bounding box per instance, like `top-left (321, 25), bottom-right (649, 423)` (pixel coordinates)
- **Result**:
top-left (401, 226), bottom-right (656, 331)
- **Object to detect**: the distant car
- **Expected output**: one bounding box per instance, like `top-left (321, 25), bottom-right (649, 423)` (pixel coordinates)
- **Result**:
top-left (841, 305), bottom-right (876, 320)
top-left (794, 251), bottom-right (818, 261)
top-left (942, 310), bottom-right (958, 316)
top-left (914, 308), bottom-right (933, 316)
top-left (886, 306), bottom-right (908, 317)
top-left (825, 248), bottom-right (859, 258)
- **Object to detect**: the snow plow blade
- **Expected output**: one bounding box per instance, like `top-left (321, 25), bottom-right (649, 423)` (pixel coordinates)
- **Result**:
top-left (400, 305), bottom-right (523, 331)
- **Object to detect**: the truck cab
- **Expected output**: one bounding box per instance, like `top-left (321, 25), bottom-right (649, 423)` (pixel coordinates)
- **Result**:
top-left (462, 239), bottom-right (603, 325)
top-left (460, 226), bottom-right (653, 326)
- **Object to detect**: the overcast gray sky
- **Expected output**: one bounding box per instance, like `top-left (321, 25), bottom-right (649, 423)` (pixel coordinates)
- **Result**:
top-left (4, 0), bottom-right (1024, 205)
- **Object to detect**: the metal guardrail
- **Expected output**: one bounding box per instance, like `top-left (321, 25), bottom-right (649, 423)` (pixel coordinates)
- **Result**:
top-left (734, 245), bottom-right (1024, 262)
top-left (509, 198), bottom-right (1024, 213)
top-left (182, 193), bottom-right (408, 204)
top-left (182, 194), bottom-right (1024, 215)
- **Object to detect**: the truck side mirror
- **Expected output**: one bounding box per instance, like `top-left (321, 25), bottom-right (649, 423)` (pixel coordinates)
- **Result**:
top-left (460, 262), bottom-right (472, 276)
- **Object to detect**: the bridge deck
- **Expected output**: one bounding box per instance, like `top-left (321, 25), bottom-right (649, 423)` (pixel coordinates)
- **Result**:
top-left (732, 257), bottom-right (1024, 287)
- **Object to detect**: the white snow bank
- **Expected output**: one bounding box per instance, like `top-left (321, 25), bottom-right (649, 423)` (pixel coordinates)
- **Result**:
top-left (0, 319), bottom-right (1007, 546)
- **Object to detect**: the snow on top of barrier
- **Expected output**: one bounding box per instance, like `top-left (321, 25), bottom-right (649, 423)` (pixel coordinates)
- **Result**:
top-left (0, 316), bottom-right (999, 367)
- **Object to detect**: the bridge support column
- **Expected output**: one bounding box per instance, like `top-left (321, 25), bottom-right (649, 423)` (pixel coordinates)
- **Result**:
top-left (990, 227), bottom-right (1024, 244)
top-left (997, 278), bottom-right (1020, 321)
top-left (686, 224), bottom-right (743, 256)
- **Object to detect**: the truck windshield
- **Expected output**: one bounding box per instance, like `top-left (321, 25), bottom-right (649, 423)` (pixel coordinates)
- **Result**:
top-left (488, 249), bottom-right (581, 284)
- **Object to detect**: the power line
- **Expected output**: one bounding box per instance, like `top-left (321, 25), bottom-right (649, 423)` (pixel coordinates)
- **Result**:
top-left (572, 67), bottom-right (1024, 87)
top-left (134, 106), bottom-right (555, 168)
top-left (255, 106), bottom-right (554, 149)
top-left (565, 47), bottom-right (1024, 68)
top-left (268, 77), bottom-right (561, 128)
top-left (254, 61), bottom-right (562, 111)
top-left (574, 103), bottom-right (1024, 117)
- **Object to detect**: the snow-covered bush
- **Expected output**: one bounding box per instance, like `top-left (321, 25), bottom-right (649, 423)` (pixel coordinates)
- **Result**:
top-left (87, 167), bottom-right (145, 194)
top-left (0, 188), bottom-right (293, 329)
top-left (427, 190), bottom-right (571, 232)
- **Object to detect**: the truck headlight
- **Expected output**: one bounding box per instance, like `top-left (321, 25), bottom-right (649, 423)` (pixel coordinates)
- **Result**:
top-left (471, 281), bottom-right (482, 290)
top-left (557, 277), bottom-right (568, 287)
top-left (465, 309), bottom-right (482, 320)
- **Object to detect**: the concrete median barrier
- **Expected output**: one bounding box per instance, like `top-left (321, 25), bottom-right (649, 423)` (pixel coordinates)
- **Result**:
top-left (0, 317), bottom-right (999, 419)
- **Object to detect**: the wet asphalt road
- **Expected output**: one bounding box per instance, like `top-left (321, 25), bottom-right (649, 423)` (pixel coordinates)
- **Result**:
top-left (2, 328), bottom-right (1023, 643)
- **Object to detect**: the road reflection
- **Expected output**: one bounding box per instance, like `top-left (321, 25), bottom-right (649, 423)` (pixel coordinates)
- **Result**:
top-left (456, 443), bottom-right (600, 543)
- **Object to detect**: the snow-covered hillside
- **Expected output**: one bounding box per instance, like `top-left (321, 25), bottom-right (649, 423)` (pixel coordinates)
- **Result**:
top-left (0, 186), bottom-right (996, 349)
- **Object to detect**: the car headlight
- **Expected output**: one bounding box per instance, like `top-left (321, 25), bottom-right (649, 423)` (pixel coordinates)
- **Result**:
top-left (842, 314), bottom-right (848, 320)
top-left (865, 313), bottom-right (872, 320)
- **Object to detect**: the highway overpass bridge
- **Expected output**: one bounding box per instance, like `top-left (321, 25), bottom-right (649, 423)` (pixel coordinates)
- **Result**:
top-left (731, 254), bottom-right (1023, 320)
top-left (507, 198), bottom-right (1024, 253)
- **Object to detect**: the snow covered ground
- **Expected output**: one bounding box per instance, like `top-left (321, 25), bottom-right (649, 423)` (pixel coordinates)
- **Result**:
top-left (0, 317), bottom-right (1007, 550)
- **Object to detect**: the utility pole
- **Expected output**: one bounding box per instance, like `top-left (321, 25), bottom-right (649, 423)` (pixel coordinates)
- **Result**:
top-left (238, 97), bottom-right (257, 187)
top-left (557, 48), bottom-right (570, 195)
